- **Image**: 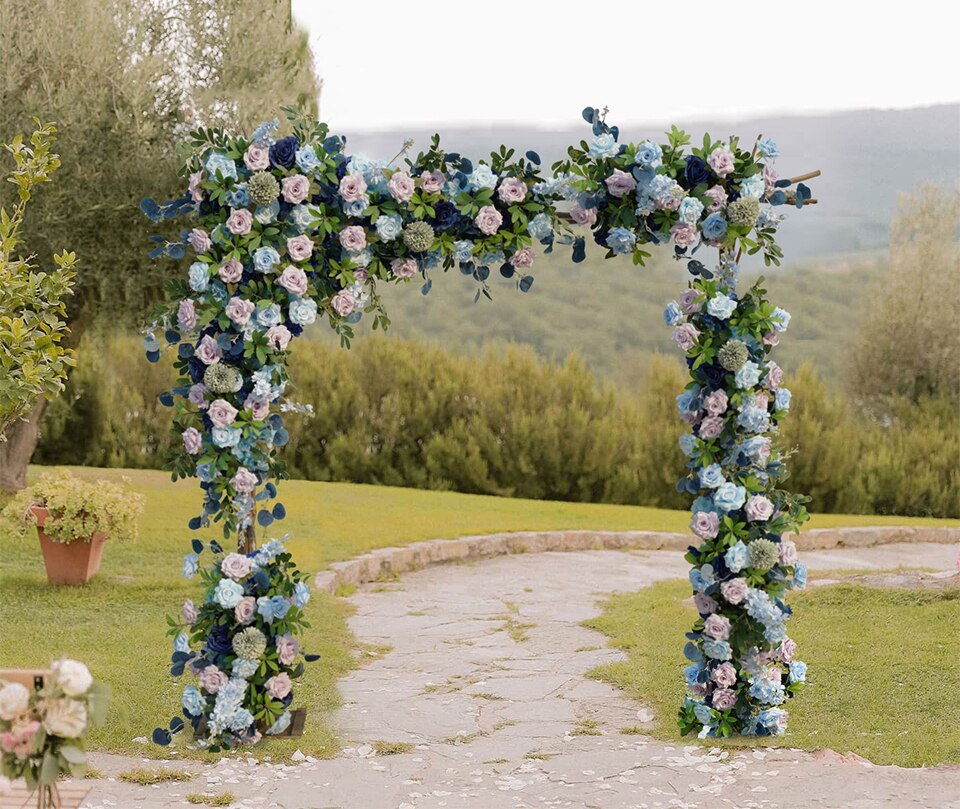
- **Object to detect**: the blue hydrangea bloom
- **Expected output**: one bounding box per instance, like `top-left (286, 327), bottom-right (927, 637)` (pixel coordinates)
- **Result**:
top-left (204, 152), bottom-right (238, 182)
top-left (793, 562), bottom-right (808, 589)
top-left (606, 227), bottom-right (636, 255)
top-left (737, 406), bottom-right (770, 434)
top-left (771, 307), bottom-right (791, 332)
top-left (527, 212), bottom-right (553, 241)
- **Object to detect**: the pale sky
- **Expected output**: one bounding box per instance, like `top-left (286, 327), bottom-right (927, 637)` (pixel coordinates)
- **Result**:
top-left (292, 0), bottom-right (960, 131)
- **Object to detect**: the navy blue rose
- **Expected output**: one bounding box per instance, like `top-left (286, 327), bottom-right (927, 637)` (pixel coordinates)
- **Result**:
top-left (432, 200), bottom-right (461, 231)
top-left (269, 136), bottom-right (299, 169)
top-left (695, 361), bottom-right (726, 389)
top-left (682, 156), bottom-right (711, 190)
top-left (205, 625), bottom-right (233, 657)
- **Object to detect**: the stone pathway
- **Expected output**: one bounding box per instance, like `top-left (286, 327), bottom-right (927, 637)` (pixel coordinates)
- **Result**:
top-left (81, 542), bottom-right (959, 809)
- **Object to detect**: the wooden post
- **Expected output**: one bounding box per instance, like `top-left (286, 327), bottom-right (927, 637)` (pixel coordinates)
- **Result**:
top-left (239, 500), bottom-right (257, 554)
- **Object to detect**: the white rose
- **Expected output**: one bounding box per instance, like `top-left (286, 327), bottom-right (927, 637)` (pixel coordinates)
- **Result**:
top-left (43, 698), bottom-right (87, 738)
top-left (0, 682), bottom-right (30, 720)
top-left (52, 659), bottom-right (93, 697)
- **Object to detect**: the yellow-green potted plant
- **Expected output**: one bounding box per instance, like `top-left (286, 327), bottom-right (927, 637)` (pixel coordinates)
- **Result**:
top-left (2, 470), bottom-right (144, 585)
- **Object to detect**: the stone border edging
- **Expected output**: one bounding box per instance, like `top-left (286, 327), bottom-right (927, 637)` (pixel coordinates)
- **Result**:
top-left (312, 526), bottom-right (959, 594)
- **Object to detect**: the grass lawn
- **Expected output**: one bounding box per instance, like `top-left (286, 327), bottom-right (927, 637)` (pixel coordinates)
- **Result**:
top-left (1, 466), bottom-right (956, 761)
top-left (585, 578), bottom-right (960, 767)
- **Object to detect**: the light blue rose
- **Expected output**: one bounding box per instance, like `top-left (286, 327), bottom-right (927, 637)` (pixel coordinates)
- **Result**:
top-left (702, 638), bottom-right (732, 661)
top-left (478, 250), bottom-right (505, 268)
top-left (684, 663), bottom-right (704, 685)
top-left (774, 388), bottom-right (792, 411)
top-left (257, 594), bottom-right (291, 624)
top-left (725, 541), bottom-right (749, 573)
top-left (347, 154), bottom-right (374, 178)
top-left (527, 212), bottom-right (553, 241)
top-left (204, 151), bottom-right (238, 182)
top-left (352, 248), bottom-right (373, 268)
top-left (735, 361), bottom-right (761, 389)
top-left (453, 240), bottom-right (474, 263)
top-left (253, 246), bottom-right (281, 274)
top-left (714, 482), bottom-right (747, 513)
top-left (606, 226), bottom-right (636, 255)
top-left (256, 302), bottom-right (282, 328)
top-left (254, 201), bottom-right (279, 224)
top-left (679, 433), bottom-right (698, 457)
top-left (589, 132), bottom-right (619, 159)
top-left (196, 463), bottom-right (215, 483)
top-left (181, 685), bottom-right (205, 717)
top-left (341, 197), bottom-right (369, 218)
top-left (634, 140), bottom-right (663, 169)
top-left (689, 563), bottom-right (716, 593)
top-left (707, 293), bottom-right (737, 320)
top-left (189, 262), bottom-right (209, 292)
top-left (174, 632), bottom-right (190, 653)
top-left (225, 184), bottom-right (249, 208)
top-left (445, 178), bottom-right (464, 199)
top-left (375, 214), bottom-right (403, 242)
top-left (214, 578), bottom-right (245, 609)
top-left (737, 406), bottom-right (770, 434)
top-left (265, 711), bottom-right (292, 735)
top-left (693, 702), bottom-right (714, 724)
top-left (294, 581), bottom-right (311, 609)
top-left (699, 463), bottom-right (725, 489)
top-left (771, 307), bottom-right (791, 332)
top-left (739, 175), bottom-right (765, 200)
top-left (758, 708), bottom-right (787, 735)
top-left (740, 436), bottom-right (769, 462)
top-left (701, 212), bottom-right (728, 240)
top-left (289, 204), bottom-right (320, 233)
top-left (227, 707), bottom-right (255, 732)
top-left (691, 495), bottom-right (716, 515)
top-left (757, 138), bottom-right (779, 159)
top-left (295, 145), bottom-right (321, 173)
top-left (212, 426), bottom-right (242, 448)
top-left (789, 661), bottom-right (807, 683)
top-left (663, 301), bottom-right (682, 326)
top-left (289, 298), bottom-right (318, 326)
top-left (678, 197), bottom-right (704, 225)
top-left (793, 562), bottom-right (808, 589)
top-left (182, 553), bottom-right (199, 578)
top-left (676, 389), bottom-right (699, 416)
top-left (468, 164), bottom-right (497, 190)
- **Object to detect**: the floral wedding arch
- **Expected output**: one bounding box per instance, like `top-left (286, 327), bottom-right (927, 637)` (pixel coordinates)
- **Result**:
top-left (142, 106), bottom-right (817, 749)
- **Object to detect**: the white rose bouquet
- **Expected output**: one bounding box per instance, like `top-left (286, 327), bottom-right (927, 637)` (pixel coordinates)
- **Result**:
top-left (0, 659), bottom-right (109, 808)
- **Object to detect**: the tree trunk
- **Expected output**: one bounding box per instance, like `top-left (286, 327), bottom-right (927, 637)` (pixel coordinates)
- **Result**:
top-left (0, 398), bottom-right (48, 493)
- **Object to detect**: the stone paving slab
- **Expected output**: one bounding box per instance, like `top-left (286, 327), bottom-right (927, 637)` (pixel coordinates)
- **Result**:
top-left (73, 541), bottom-right (960, 808)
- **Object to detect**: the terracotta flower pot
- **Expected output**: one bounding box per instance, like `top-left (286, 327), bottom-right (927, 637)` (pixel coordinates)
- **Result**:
top-left (32, 506), bottom-right (108, 586)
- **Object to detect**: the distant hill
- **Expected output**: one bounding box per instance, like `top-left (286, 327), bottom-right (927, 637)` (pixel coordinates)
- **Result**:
top-left (338, 104), bottom-right (959, 262)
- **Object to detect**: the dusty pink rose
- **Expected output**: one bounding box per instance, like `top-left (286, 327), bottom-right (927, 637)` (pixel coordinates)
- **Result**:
top-left (693, 592), bottom-right (718, 615)
top-left (245, 397), bottom-right (270, 421)
top-left (265, 672), bottom-right (292, 700)
top-left (752, 391), bottom-right (770, 410)
top-left (691, 511), bottom-right (720, 540)
top-left (235, 597), bottom-right (257, 625)
top-left (276, 633), bottom-right (300, 665)
top-left (497, 176), bottom-right (528, 204)
top-left (278, 266), bottom-right (308, 296)
top-left (199, 666), bottom-right (228, 694)
top-left (570, 204), bottom-right (597, 226)
top-left (712, 661), bottom-right (738, 688)
top-left (178, 298), bottom-right (197, 331)
top-left (763, 165), bottom-right (779, 192)
top-left (266, 324), bottom-right (292, 351)
top-left (671, 222), bottom-right (698, 247)
top-left (244, 144), bottom-right (270, 171)
top-left (744, 494), bottom-right (774, 522)
top-left (208, 399), bottom-right (238, 427)
top-left (221, 551), bottom-right (253, 580)
top-left (188, 171), bottom-right (204, 203)
top-left (704, 613), bottom-right (731, 640)
top-left (339, 225), bottom-right (367, 254)
top-left (704, 185), bottom-right (728, 212)
top-left (286, 235), bottom-right (314, 262)
top-left (509, 247), bottom-right (535, 269)
top-left (707, 148), bottom-right (735, 178)
top-left (762, 330), bottom-right (781, 347)
top-left (330, 290), bottom-right (357, 316)
top-left (604, 168), bottom-right (637, 198)
top-left (281, 174), bottom-right (310, 204)
top-left (672, 323), bottom-right (700, 351)
top-left (390, 257), bottom-right (418, 279)
top-left (230, 468), bottom-right (258, 495)
top-left (181, 599), bottom-right (197, 625)
top-left (387, 170), bottom-right (415, 203)
top-left (196, 334), bottom-right (222, 365)
top-left (704, 389), bottom-right (728, 416)
top-left (182, 428), bottom-right (202, 455)
top-left (779, 538), bottom-right (798, 566)
top-left (698, 416), bottom-right (724, 439)
top-left (226, 207), bottom-right (253, 236)
top-left (689, 683), bottom-right (709, 698)
top-left (420, 170), bottom-right (445, 195)
top-left (188, 384), bottom-right (208, 408)
top-left (764, 361), bottom-right (783, 390)
top-left (720, 577), bottom-right (749, 605)
top-left (778, 638), bottom-right (798, 662)
top-left (1, 721), bottom-right (40, 759)
top-left (679, 288), bottom-right (704, 314)
top-left (338, 172), bottom-right (368, 201)
top-left (353, 268), bottom-right (369, 282)
top-left (712, 688), bottom-right (737, 710)
top-left (188, 228), bottom-right (212, 254)
top-left (475, 205), bottom-right (503, 235)
top-left (219, 259), bottom-right (244, 284)
top-left (226, 296), bottom-right (255, 325)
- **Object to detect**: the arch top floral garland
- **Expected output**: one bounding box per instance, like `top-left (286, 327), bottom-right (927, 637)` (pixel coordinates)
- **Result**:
top-left (143, 105), bottom-right (816, 749)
